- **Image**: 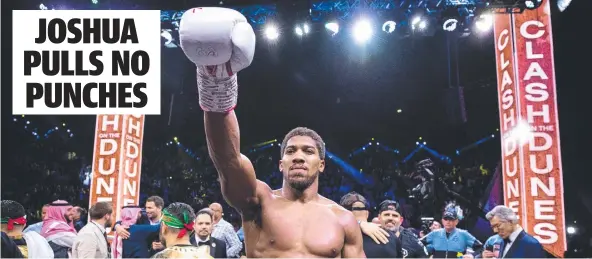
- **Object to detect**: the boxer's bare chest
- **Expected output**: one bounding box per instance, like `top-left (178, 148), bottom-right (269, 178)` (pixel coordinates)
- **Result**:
top-left (245, 197), bottom-right (345, 258)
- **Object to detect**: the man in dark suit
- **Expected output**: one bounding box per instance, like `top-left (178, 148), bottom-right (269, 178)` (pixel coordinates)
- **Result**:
top-left (481, 205), bottom-right (545, 258)
top-left (190, 208), bottom-right (227, 258)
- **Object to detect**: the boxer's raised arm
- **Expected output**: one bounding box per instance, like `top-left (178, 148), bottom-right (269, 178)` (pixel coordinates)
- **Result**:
top-left (205, 111), bottom-right (258, 211)
top-left (179, 7), bottom-right (257, 211)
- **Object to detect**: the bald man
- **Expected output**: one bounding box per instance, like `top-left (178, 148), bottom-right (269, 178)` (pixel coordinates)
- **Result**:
top-left (209, 203), bottom-right (242, 257)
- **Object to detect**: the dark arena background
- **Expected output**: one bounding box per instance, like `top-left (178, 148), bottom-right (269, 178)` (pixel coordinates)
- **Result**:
top-left (1, 0), bottom-right (591, 257)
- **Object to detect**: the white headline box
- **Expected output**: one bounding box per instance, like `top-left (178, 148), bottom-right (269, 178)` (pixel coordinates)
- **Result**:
top-left (12, 10), bottom-right (161, 115)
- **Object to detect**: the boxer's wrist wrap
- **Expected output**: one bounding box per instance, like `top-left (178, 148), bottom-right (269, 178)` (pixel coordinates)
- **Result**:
top-left (196, 68), bottom-right (238, 113)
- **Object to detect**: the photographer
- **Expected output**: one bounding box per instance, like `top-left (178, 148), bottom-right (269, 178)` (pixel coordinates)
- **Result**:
top-left (420, 220), bottom-right (441, 238)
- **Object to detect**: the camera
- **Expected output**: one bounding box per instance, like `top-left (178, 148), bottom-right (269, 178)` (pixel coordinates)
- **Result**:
top-left (420, 217), bottom-right (435, 234)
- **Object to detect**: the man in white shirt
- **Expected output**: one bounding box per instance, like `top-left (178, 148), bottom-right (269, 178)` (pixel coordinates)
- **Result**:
top-left (209, 203), bottom-right (242, 257)
top-left (481, 205), bottom-right (545, 258)
top-left (71, 202), bottom-right (113, 259)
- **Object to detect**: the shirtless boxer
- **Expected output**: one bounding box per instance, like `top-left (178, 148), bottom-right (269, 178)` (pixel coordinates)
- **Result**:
top-left (179, 7), bottom-right (365, 258)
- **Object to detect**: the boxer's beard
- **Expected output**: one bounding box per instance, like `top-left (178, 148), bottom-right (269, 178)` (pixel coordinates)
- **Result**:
top-left (286, 171), bottom-right (319, 192)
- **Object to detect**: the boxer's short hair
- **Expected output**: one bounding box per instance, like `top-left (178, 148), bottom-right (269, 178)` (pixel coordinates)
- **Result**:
top-left (197, 208), bottom-right (213, 221)
top-left (281, 127), bottom-right (325, 160)
top-left (89, 202), bottom-right (113, 220)
top-left (146, 196), bottom-right (165, 208)
top-left (163, 202), bottom-right (196, 231)
top-left (339, 192), bottom-right (369, 210)
top-left (1, 200), bottom-right (26, 220)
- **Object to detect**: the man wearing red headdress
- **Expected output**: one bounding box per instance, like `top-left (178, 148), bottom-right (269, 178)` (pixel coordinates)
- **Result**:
top-left (41, 200), bottom-right (77, 258)
top-left (1, 200), bottom-right (54, 258)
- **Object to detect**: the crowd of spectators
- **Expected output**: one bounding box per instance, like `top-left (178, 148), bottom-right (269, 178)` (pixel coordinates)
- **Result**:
top-left (5, 118), bottom-right (592, 257)
top-left (3, 118), bottom-right (495, 233)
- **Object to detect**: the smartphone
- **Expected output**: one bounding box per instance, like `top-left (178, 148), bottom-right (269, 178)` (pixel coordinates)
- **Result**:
top-left (485, 244), bottom-right (494, 252)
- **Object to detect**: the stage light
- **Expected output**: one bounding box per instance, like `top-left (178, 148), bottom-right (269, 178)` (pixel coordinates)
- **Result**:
top-left (418, 21), bottom-right (427, 30)
top-left (161, 30), bottom-right (172, 44)
top-left (412, 16), bottom-right (421, 26)
top-left (508, 120), bottom-right (532, 146)
top-left (161, 29), bottom-right (176, 48)
top-left (443, 19), bottom-right (458, 32)
top-left (525, 0), bottom-right (542, 10)
top-left (411, 16), bottom-right (427, 31)
top-left (295, 23), bottom-right (310, 36)
top-left (397, 109), bottom-right (402, 113)
top-left (382, 21), bottom-right (396, 33)
top-left (91, 0), bottom-right (98, 4)
top-left (264, 25), bottom-right (279, 40)
top-left (295, 26), bottom-right (303, 36)
top-left (475, 14), bottom-right (493, 32)
top-left (352, 19), bottom-right (373, 44)
top-left (557, 0), bottom-right (572, 12)
top-left (39, 3), bottom-right (48, 9)
top-left (325, 22), bottom-right (339, 35)
top-left (567, 226), bottom-right (576, 234)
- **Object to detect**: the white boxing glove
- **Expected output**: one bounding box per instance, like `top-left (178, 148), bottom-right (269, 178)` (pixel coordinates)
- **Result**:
top-left (179, 7), bottom-right (256, 113)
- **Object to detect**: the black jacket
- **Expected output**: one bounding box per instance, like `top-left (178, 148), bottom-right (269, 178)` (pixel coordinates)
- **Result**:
top-left (362, 229), bottom-right (401, 258)
top-left (398, 227), bottom-right (429, 258)
top-left (189, 234), bottom-right (228, 258)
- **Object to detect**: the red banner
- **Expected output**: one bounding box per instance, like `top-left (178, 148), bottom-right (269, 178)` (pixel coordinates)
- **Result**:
top-left (513, 1), bottom-right (566, 257)
top-left (493, 13), bottom-right (526, 226)
top-left (118, 115), bottom-right (145, 210)
top-left (89, 115), bottom-right (145, 236)
top-left (494, 0), bottom-right (566, 257)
